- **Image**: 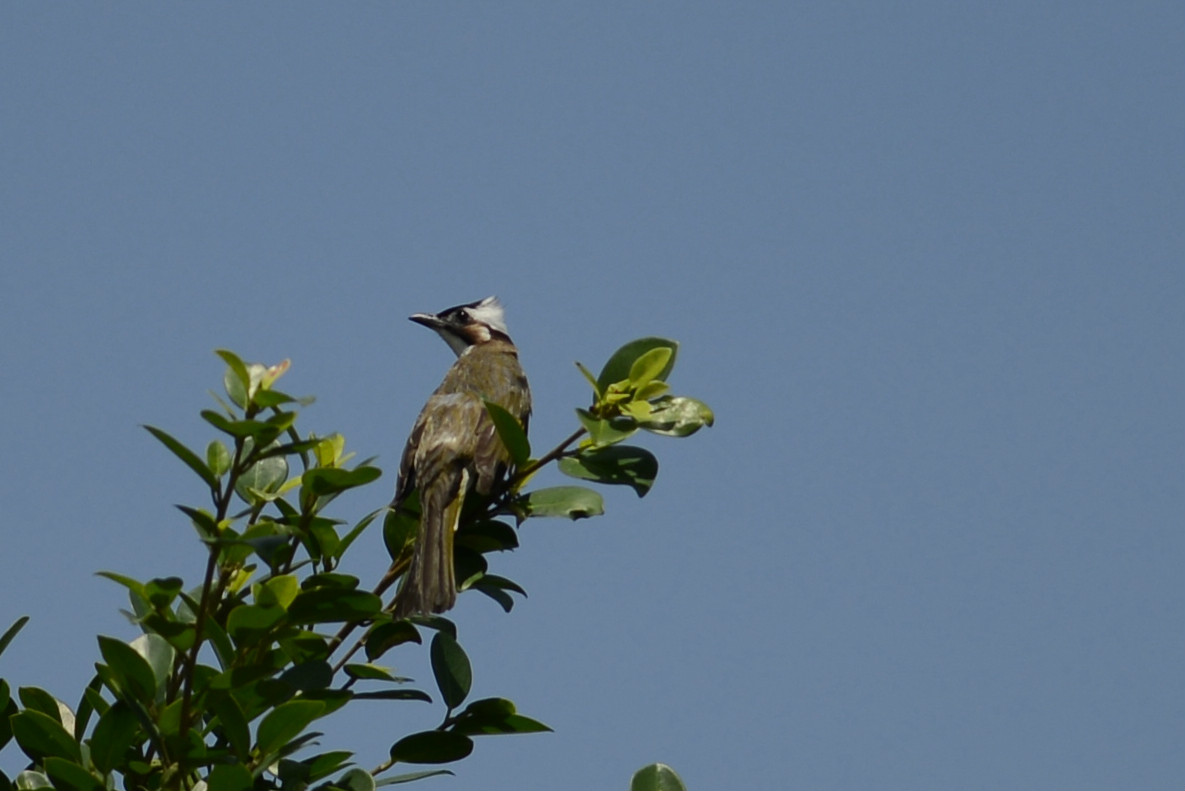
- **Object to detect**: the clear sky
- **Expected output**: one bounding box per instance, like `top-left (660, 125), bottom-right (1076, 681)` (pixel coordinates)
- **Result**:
top-left (2, 4), bottom-right (1182, 789)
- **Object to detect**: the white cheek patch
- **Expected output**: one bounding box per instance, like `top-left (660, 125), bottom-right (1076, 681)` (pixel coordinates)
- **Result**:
top-left (467, 296), bottom-right (509, 336)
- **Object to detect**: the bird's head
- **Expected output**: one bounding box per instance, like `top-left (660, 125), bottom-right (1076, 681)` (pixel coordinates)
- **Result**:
top-left (410, 296), bottom-right (511, 356)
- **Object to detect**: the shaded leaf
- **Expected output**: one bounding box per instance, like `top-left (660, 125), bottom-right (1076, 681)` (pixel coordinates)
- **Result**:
top-left (43, 758), bottom-right (103, 791)
top-left (206, 763), bottom-right (253, 791)
top-left (207, 693), bottom-right (250, 762)
top-left (344, 664), bottom-right (410, 683)
top-left (365, 621), bottom-right (422, 662)
top-left (449, 697), bottom-right (552, 736)
top-left (287, 588), bottom-right (382, 625)
top-left (454, 520), bottom-right (518, 554)
top-left (353, 690), bottom-right (433, 703)
top-left (484, 402), bottom-right (530, 466)
top-left (521, 486), bottom-right (604, 520)
top-left (216, 348), bottom-right (252, 408)
top-left (430, 633), bottom-right (471, 710)
top-left (89, 701), bottom-right (139, 774)
top-left (332, 767), bottom-right (377, 791)
top-left (129, 634), bottom-right (174, 695)
top-left (389, 731), bottom-right (473, 765)
top-left (558, 445), bottom-right (658, 497)
top-left (375, 768), bottom-right (455, 786)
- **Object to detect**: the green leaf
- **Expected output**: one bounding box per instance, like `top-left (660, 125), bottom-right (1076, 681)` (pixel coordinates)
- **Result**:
top-left (42, 758), bottom-right (103, 791)
top-left (88, 701), bottom-right (139, 774)
top-left (596, 338), bottom-right (678, 394)
top-left (97, 636), bottom-right (157, 704)
top-left (10, 710), bottom-right (80, 762)
top-left (575, 409), bottom-right (638, 448)
top-left (255, 700), bottom-right (325, 756)
top-left (0, 616), bottom-right (29, 659)
top-left (259, 574), bottom-right (300, 609)
top-left (337, 507), bottom-right (385, 559)
top-left (344, 664), bottom-right (409, 683)
top-left (302, 466), bottom-right (382, 497)
top-left (333, 767), bottom-right (377, 791)
top-left (236, 450), bottom-right (290, 503)
top-left (374, 769), bottom-right (455, 786)
top-left (286, 588), bottom-right (382, 625)
top-left (365, 621), bottom-right (422, 662)
top-left (207, 693), bottom-right (250, 762)
top-left (558, 445), bottom-right (659, 497)
top-left (206, 764), bottom-right (253, 791)
top-left (216, 348), bottom-right (253, 409)
top-left (17, 688), bottom-right (63, 723)
top-left (575, 360), bottom-right (601, 397)
top-left (449, 697), bottom-right (553, 736)
top-left (638, 395), bottom-right (715, 437)
top-left (143, 425), bottom-right (218, 490)
top-left (468, 575), bottom-right (527, 613)
top-left (129, 634), bottom-right (174, 696)
top-left (352, 689), bottom-right (433, 703)
top-left (383, 506), bottom-right (419, 563)
top-left (628, 347), bottom-right (673, 388)
top-left (226, 604), bottom-right (285, 645)
top-left (389, 731), bottom-right (474, 765)
top-left (207, 439), bottom-right (232, 477)
top-left (143, 577), bottom-right (183, 610)
top-left (484, 402), bottom-right (530, 466)
top-left (630, 763), bottom-right (687, 791)
top-left (454, 520), bottom-right (519, 554)
top-left (521, 486), bottom-right (605, 519)
top-left (430, 632), bottom-right (471, 710)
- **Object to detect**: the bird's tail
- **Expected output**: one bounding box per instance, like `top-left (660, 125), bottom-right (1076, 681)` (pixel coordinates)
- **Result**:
top-left (392, 466), bottom-right (468, 618)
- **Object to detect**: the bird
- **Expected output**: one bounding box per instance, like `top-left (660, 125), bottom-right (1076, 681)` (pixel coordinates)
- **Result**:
top-left (390, 296), bottom-right (532, 618)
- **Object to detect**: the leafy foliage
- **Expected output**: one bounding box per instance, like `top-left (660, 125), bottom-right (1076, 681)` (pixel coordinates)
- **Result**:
top-left (0, 339), bottom-right (710, 789)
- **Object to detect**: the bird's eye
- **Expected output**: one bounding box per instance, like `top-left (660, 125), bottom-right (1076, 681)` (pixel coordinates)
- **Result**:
top-left (455, 310), bottom-right (470, 324)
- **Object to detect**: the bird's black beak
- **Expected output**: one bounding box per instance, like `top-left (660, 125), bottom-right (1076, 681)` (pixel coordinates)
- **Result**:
top-left (409, 312), bottom-right (443, 329)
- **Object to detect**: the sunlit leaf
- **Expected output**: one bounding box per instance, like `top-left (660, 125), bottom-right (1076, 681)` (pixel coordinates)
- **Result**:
top-left (575, 409), bottom-right (637, 448)
top-left (521, 486), bottom-right (604, 520)
top-left (596, 338), bottom-right (678, 394)
top-left (630, 763), bottom-right (687, 791)
top-left (638, 395), bottom-right (715, 437)
top-left (628, 347), bottom-right (673, 387)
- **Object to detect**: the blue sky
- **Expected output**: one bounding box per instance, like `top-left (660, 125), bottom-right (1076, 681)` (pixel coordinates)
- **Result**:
top-left (2, 3), bottom-right (1182, 789)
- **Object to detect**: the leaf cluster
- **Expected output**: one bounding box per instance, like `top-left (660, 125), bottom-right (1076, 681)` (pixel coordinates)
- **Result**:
top-left (0, 340), bottom-right (711, 790)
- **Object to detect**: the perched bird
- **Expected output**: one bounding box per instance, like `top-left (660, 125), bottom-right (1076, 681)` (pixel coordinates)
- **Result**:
top-left (390, 296), bottom-right (532, 617)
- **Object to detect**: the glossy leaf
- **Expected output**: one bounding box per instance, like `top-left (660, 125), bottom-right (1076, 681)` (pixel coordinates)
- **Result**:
top-left (97, 636), bottom-right (157, 704)
top-left (43, 758), bottom-right (102, 791)
top-left (596, 338), bottom-right (678, 393)
top-left (449, 697), bottom-right (552, 736)
top-left (143, 577), bottom-right (183, 610)
top-left (389, 731), bottom-right (474, 765)
top-left (628, 346), bottom-right (673, 388)
top-left (88, 701), bottom-right (139, 774)
top-left (638, 395), bottom-right (715, 437)
top-left (558, 445), bottom-right (658, 497)
top-left (143, 425), bottom-right (218, 490)
top-left (10, 710), bottom-right (80, 762)
top-left (255, 700), bottom-right (325, 756)
top-left (576, 409), bottom-right (637, 448)
top-left (129, 633), bottom-right (174, 695)
top-left (630, 763), bottom-right (687, 791)
top-left (226, 604), bottom-right (285, 645)
top-left (0, 616), bottom-right (29, 659)
top-left (344, 664), bottom-right (409, 683)
top-left (216, 348), bottom-right (253, 408)
top-left (522, 486), bottom-right (605, 520)
top-left (236, 451), bottom-right (289, 503)
top-left (484, 401), bottom-right (530, 466)
top-left (430, 632), bottom-right (471, 710)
